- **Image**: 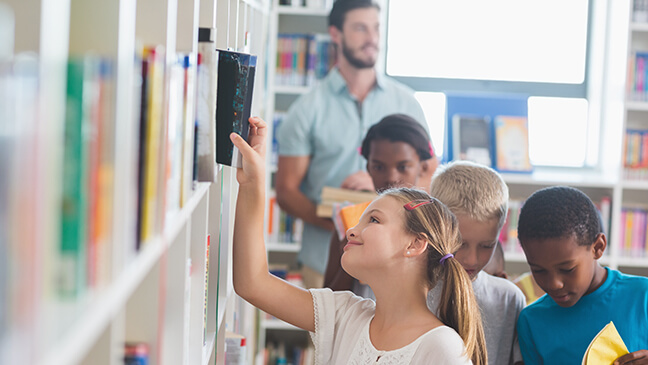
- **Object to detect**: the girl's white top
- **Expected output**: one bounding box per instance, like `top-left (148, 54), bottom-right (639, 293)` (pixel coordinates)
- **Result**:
top-left (309, 288), bottom-right (473, 365)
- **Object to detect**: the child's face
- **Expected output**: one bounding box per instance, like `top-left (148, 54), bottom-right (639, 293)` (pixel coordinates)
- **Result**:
top-left (454, 214), bottom-right (500, 280)
top-left (367, 140), bottom-right (423, 191)
top-left (522, 235), bottom-right (605, 308)
top-left (341, 195), bottom-right (413, 278)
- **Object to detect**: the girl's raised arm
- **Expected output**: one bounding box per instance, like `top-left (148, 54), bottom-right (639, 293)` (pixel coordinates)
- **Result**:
top-left (230, 117), bottom-right (315, 332)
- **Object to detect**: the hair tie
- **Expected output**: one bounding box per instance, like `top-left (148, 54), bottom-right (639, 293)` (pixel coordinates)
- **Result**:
top-left (439, 253), bottom-right (454, 265)
top-left (357, 146), bottom-right (362, 155)
top-left (428, 142), bottom-right (435, 158)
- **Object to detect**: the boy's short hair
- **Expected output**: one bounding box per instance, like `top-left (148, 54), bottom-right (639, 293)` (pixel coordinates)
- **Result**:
top-left (518, 186), bottom-right (602, 246)
top-left (429, 160), bottom-right (509, 230)
top-left (328, 0), bottom-right (380, 30)
top-left (360, 113), bottom-right (433, 161)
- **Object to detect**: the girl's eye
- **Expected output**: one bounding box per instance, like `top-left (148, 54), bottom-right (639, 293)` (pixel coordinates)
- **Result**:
top-left (369, 216), bottom-right (379, 223)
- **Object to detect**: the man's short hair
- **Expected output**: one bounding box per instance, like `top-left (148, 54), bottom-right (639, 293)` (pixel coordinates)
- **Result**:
top-left (328, 0), bottom-right (380, 30)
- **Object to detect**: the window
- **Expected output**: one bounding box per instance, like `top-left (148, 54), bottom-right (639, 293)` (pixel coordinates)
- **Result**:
top-left (387, 0), bottom-right (596, 167)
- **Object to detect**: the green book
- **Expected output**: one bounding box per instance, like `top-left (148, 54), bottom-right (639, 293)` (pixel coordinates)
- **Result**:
top-left (60, 58), bottom-right (93, 297)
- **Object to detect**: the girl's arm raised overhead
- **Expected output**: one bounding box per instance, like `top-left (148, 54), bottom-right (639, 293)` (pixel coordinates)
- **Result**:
top-left (230, 117), bottom-right (315, 332)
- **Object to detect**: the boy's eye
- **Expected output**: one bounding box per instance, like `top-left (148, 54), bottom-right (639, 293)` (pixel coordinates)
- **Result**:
top-left (560, 267), bottom-right (575, 274)
top-left (531, 269), bottom-right (546, 274)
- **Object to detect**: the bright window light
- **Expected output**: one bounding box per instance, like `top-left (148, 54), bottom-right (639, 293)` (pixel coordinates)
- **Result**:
top-left (414, 94), bottom-right (590, 167)
top-left (387, 0), bottom-right (589, 83)
top-left (415, 92), bottom-right (446, 160)
top-left (528, 97), bottom-right (589, 167)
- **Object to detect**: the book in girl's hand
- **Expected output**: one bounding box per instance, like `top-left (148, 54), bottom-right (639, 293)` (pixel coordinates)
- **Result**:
top-left (215, 49), bottom-right (257, 168)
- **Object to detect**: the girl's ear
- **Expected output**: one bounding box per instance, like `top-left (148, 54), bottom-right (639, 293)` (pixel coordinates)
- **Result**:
top-left (591, 233), bottom-right (607, 259)
top-left (405, 234), bottom-right (428, 257)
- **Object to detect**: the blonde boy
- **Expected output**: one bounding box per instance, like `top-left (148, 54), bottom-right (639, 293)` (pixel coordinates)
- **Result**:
top-left (427, 161), bottom-right (526, 365)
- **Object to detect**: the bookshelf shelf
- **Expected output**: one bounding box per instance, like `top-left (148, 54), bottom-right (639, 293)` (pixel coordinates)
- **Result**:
top-left (277, 5), bottom-right (330, 16)
top-left (2, 0), bottom-right (269, 364)
top-left (621, 180), bottom-right (648, 190)
top-left (261, 318), bottom-right (304, 331)
top-left (501, 169), bottom-right (618, 189)
top-left (625, 100), bottom-right (648, 111)
top-left (630, 21), bottom-right (648, 31)
top-left (274, 84), bottom-right (312, 95)
top-left (267, 242), bottom-right (302, 252)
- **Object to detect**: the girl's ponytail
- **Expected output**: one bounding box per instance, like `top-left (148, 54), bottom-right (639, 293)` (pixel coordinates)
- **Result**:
top-left (383, 187), bottom-right (487, 365)
top-left (436, 255), bottom-right (487, 365)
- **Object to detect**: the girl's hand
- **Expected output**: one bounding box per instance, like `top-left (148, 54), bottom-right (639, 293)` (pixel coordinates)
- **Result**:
top-left (230, 116), bottom-right (267, 187)
top-left (614, 350), bottom-right (648, 365)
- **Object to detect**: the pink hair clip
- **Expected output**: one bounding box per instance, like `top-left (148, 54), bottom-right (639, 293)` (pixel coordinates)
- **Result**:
top-left (403, 199), bottom-right (435, 211)
top-left (429, 142), bottom-right (435, 158)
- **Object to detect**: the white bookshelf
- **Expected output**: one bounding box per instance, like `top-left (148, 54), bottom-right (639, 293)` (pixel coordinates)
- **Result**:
top-left (1, 0), bottom-right (269, 364)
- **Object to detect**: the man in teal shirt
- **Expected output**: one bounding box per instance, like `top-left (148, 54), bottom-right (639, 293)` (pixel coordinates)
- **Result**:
top-left (275, 0), bottom-right (429, 284)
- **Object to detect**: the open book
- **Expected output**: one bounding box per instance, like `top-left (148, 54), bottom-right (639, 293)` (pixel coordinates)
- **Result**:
top-left (582, 322), bottom-right (629, 365)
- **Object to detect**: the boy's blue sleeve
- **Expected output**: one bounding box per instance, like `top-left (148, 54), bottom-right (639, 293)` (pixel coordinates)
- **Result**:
top-left (517, 310), bottom-right (542, 365)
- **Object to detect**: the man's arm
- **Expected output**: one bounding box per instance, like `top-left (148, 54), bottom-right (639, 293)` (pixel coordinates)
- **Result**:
top-left (323, 233), bottom-right (354, 291)
top-left (275, 155), bottom-right (334, 232)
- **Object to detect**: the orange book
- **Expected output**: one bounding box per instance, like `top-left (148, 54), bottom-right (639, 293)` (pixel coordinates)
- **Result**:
top-left (339, 201), bottom-right (372, 232)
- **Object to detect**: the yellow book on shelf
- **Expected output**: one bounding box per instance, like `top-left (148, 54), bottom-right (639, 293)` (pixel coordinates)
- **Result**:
top-left (581, 322), bottom-right (629, 365)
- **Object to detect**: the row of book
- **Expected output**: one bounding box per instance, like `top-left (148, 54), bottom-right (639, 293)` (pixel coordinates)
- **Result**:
top-left (264, 342), bottom-right (314, 365)
top-left (623, 129), bottom-right (648, 180)
top-left (633, 0), bottom-right (648, 23)
top-left (0, 52), bottom-right (41, 365)
top-left (498, 197), bottom-right (612, 256)
top-left (620, 207), bottom-right (648, 257)
top-left (627, 51), bottom-right (648, 102)
top-left (1, 27), bottom-right (257, 360)
top-left (275, 33), bottom-right (335, 87)
top-left (268, 196), bottom-right (304, 244)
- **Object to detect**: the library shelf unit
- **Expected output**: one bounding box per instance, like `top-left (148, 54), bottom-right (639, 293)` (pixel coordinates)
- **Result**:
top-left (1, 0), bottom-right (269, 364)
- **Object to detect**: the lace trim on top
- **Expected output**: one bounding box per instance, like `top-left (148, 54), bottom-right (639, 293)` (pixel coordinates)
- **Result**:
top-left (308, 290), bottom-right (320, 363)
top-left (347, 318), bottom-right (428, 365)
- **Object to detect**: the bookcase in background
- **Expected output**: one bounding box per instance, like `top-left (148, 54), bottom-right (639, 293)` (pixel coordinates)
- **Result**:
top-left (257, 0), bottom-right (334, 363)
top-left (1, 0), bottom-right (269, 364)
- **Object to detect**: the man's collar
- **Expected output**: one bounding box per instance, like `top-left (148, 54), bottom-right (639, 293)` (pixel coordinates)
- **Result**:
top-left (328, 67), bottom-right (385, 94)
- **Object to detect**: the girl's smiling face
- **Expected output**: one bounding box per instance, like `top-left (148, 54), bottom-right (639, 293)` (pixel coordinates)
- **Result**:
top-left (341, 195), bottom-right (415, 278)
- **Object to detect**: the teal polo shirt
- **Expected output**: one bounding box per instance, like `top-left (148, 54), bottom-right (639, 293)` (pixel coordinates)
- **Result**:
top-left (276, 67), bottom-right (428, 274)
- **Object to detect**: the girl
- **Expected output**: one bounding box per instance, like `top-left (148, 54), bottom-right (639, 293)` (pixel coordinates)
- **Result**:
top-left (231, 117), bottom-right (486, 364)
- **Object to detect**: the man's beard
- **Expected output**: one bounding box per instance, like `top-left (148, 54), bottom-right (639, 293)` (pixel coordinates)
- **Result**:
top-left (341, 39), bottom-right (377, 69)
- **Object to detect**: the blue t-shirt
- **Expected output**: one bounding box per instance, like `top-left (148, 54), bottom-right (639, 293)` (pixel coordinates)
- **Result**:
top-left (517, 267), bottom-right (648, 365)
top-left (276, 67), bottom-right (427, 274)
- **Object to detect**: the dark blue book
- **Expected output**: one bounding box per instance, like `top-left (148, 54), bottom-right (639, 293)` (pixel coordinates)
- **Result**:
top-left (215, 49), bottom-right (257, 167)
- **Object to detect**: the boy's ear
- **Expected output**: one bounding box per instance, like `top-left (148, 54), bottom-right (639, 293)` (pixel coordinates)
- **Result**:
top-left (405, 234), bottom-right (429, 257)
top-left (591, 233), bottom-right (607, 259)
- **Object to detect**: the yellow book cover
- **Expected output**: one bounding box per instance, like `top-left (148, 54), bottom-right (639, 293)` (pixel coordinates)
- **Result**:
top-left (340, 201), bottom-right (371, 232)
top-left (581, 322), bottom-right (629, 365)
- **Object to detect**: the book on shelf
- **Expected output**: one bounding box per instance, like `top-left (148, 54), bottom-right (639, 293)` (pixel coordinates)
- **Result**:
top-left (180, 54), bottom-right (197, 206)
top-left (163, 55), bottom-right (186, 228)
top-left (276, 33), bottom-right (335, 87)
top-left (451, 114), bottom-right (494, 168)
top-left (224, 331), bottom-right (247, 365)
top-left (215, 49), bottom-right (257, 168)
top-left (195, 28), bottom-right (218, 182)
top-left (634, 0), bottom-right (648, 23)
top-left (623, 129), bottom-right (648, 180)
top-left (268, 196), bottom-right (303, 243)
top-left (581, 322), bottom-right (628, 365)
top-left (619, 206), bottom-right (648, 257)
top-left (316, 186), bottom-right (376, 218)
top-left (136, 46), bottom-right (166, 247)
top-left (494, 115), bottom-right (532, 173)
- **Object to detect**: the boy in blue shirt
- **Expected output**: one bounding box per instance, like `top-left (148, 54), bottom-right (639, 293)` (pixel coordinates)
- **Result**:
top-left (516, 186), bottom-right (648, 365)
